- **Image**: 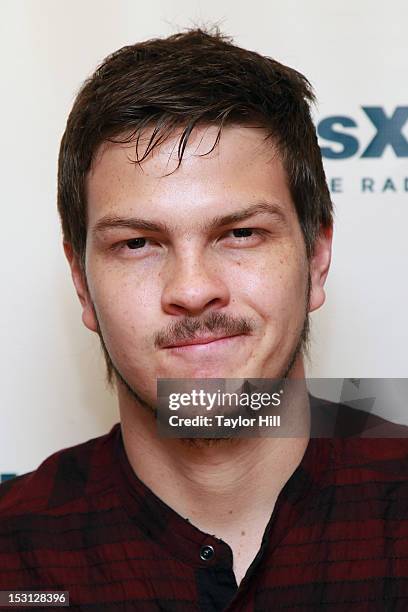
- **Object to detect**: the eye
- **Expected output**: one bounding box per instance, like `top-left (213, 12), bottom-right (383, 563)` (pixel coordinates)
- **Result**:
top-left (125, 238), bottom-right (147, 249)
top-left (111, 237), bottom-right (154, 256)
top-left (220, 227), bottom-right (268, 248)
top-left (223, 228), bottom-right (265, 241)
top-left (230, 228), bottom-right (255, 238)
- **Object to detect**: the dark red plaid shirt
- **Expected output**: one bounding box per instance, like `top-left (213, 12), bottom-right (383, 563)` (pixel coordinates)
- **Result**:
top-left (1, 404), bottom-right (408, 611)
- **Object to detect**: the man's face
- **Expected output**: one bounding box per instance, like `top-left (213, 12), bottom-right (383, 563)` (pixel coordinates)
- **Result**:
top-left (67, 125), bottom-right (331, 406)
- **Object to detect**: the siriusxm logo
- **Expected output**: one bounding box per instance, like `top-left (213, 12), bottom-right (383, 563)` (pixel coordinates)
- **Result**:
top-left (0, 473), bottom-right (16, 483)
top-left (318, 106), bottom-right (408, 159)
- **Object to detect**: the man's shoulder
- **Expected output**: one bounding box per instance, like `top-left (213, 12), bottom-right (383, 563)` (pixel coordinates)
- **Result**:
top-left (310, 393), bottom-right (408, 439)
top-left (308, 395), bottom-right (408, 496)
top-left (0, 424), bottom-right (120, 522)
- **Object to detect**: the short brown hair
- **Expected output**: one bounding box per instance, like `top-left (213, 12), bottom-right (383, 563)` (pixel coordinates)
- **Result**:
top-left (57, 26), bottom-right (333, 383)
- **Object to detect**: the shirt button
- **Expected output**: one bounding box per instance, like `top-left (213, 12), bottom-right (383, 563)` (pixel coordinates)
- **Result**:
top-left (200, 545), bottom-right (215, 561)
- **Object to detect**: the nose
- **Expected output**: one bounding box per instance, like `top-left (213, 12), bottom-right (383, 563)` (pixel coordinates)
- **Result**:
top-left (161, 250), bottom-right (230, 317)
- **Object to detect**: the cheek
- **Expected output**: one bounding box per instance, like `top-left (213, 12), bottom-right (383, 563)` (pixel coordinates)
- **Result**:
top-left (229, 249), bottom-right (308, 323)
top-left (89, 268), bottom-right (159, 350)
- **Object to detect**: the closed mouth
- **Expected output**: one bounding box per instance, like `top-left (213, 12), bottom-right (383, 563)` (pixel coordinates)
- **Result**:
top-left (164, 333), bottom-right (244, 349)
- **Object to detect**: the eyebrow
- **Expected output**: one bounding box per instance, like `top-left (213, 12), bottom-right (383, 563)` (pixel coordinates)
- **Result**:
top-left (92, 201), bottom-right (287, 237)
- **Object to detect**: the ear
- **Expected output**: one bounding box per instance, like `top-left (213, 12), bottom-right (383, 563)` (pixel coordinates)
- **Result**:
top-left (63, 242), bottom-right (98, 332)
top-left (308, 224), bottom-right (333, 313)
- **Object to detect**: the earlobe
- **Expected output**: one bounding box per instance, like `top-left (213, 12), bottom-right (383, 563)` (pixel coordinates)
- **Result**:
top-left (308, 225), bottom-right (333, 313)
top-left (63, 242), bottom-right (98, 333)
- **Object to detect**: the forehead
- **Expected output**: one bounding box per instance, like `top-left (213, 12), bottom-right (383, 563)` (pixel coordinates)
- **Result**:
top-left (85, 124), bottom-right (296, 228)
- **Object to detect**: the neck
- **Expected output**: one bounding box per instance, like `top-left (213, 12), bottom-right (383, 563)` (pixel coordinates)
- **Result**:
top-left (117, 356), bottom-right (310, 534)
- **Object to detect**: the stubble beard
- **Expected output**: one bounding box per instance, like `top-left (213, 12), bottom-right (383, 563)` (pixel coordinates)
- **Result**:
top-left (93, 275), bottom-right (311, 448)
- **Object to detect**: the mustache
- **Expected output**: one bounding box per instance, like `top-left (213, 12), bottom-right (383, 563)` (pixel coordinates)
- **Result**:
top-left (154, 311), bottom-right (255, 349)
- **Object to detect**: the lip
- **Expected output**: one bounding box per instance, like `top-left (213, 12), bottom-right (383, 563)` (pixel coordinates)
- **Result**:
top-left (163, 333), bottom-right (245, 350)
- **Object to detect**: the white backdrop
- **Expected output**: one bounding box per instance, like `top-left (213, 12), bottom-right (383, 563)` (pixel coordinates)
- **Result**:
top-left (1, 0), bottom-right (407, 476)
